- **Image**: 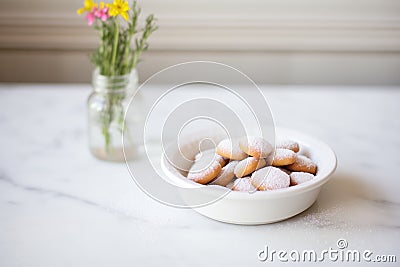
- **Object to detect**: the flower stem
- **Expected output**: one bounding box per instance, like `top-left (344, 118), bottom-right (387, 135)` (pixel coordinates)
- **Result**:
top-left (99, 23), bottom-right (105, 74)
top-left (110, 20), bottom-right (119, 76)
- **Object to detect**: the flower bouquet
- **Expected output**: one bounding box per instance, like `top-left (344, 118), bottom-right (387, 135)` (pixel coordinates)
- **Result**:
top-left (77, 0), bottom-right (157, 161)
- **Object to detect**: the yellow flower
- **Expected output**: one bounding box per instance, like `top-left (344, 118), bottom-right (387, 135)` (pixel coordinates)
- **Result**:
top-left (107, 0), bottom-right (130, 21)
top-left (77, 0), bottom-right (98, 15)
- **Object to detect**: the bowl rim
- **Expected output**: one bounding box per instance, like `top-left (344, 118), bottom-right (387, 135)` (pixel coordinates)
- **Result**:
top-left (161, 127), bottom-right (337, 200)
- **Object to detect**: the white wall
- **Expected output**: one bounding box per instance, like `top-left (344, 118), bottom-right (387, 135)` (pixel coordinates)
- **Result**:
top-left (0, 0), bottom-right (399, 84)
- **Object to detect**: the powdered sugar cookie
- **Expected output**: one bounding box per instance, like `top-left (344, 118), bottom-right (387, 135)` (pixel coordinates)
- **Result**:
top-left (278, 167), bottom-right (291, 175)
top-left (187, 151), bottom-right (223, 184)
top-left (286, 155), bottom-right (317, 174)
top-left (234, 157), bottom-right (267, 178)
top-left (195, 149), bottom-right (228, 168)
top-left (239, 136), bottom-right (273, 158)
top-left (216, 138), bottom-right (247, 160)
top-left (251, 166), bottom-right (290, 191)
top-left (209, 161), bottom-right (239, 186)
top-left (232, 177), bottom-right (256, 192)
top-left (276, 140), bottom-right (300, 153)
top-left (266, 148), bottom-right (297, 166)
top-left (290, 172), bottom-right (314, 186)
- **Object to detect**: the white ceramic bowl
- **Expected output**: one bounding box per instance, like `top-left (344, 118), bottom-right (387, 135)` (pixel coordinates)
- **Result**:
top-left (161, 128), bottom-right (337, 225)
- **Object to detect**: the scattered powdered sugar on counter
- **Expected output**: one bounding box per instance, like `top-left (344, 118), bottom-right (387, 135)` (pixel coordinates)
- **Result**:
top-left (301, 209), bottom-right (337, 228)
top-left (276, 203), bottom-right (358, 232)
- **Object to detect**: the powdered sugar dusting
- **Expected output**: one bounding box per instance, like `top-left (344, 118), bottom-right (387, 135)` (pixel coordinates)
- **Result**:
top-left (187, 150), bottom-right (223, 182)
top-left (282, 205), bottom-right (347, 230)
top-left (234, 157), bottom-right (260, 177)
top-left (209, 161), bottom-right (238, 186)
top-left (276, 139), bottom-right (300, 152)
top-left (251, 166), bottom-right (290, 190)
top-left (267, 148), bottom-right (296, 162)
top-left (239, 136), bottom-right (273, 158)
top-left (256, 158), bottom-right (267, 170)
top-left (187, 160), bottom-right (221, 181)
top-left (278, 167), bottom-right (291, 175)
top-left (216, 138), bottom-right (247, 160)
top-left (232, 177), bottom-right (256, 192)
top-left (290, 172), bottom-right (314, 186)
top-left (296, 155), bottom-right (315, 168)
top-left (286, 154), bottom-right (317, 174)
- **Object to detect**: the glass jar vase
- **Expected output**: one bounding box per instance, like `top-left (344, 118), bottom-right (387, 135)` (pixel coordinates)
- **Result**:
top-left (87, 69), bottom-right (142, 162)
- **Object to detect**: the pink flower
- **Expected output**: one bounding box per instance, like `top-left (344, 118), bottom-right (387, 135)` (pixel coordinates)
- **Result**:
top-left (85, 10), bottom-right (96, 25)
top-left (94, 3), bottom-right (110, 22)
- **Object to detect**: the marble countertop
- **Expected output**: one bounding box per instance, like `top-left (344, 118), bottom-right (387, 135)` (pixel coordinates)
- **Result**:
top-left (0, 84), bottom-right (399, 266)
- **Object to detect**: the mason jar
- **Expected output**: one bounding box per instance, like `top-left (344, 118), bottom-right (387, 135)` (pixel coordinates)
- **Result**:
top-left (87, 69), bottom-right (142, 162)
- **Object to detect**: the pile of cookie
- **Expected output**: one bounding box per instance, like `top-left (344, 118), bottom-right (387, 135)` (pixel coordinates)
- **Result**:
top-left (186, 136), bottom-right (317, 191)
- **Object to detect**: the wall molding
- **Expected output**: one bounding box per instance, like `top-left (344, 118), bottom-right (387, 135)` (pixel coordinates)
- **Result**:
top-left (1, 0), bottom-right (399, 84)
top-left (1, 13), bottom-right (400, 52)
